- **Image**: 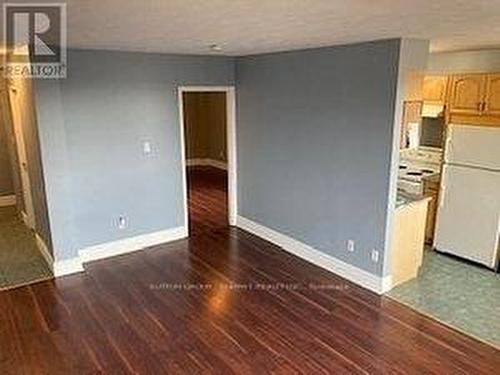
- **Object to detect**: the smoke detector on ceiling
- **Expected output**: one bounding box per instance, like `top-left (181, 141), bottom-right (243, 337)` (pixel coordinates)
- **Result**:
top-left (209, 44), bottom-right (222, 52)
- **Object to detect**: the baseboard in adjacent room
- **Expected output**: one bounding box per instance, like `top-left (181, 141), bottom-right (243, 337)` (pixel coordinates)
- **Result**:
top-left (35, 233), bottom-right (54, 272)
top-left (0, 194), bottom-right (16, 207)
top-left (187, 158), bottom-right (227, 170)
top-left (21, 211), bottom-right (30, 228)
top-left (236, 215), bottom-right (390, 294)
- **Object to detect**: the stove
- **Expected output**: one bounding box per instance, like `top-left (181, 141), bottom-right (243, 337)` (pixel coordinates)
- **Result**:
top-left (398, 147), bottom-right (442, 195)
top-left (400, 146), bottom-right (443, 164)
top-left (399, 166), bottom-right (438, 182)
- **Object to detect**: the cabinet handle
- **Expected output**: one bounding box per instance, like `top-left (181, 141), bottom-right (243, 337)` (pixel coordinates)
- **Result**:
top-left (483, 102), bottom-right (488, 113)
top-left (478, 102), bottom-right (483, 112)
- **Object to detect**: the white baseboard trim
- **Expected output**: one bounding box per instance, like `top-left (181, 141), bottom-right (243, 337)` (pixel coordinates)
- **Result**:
top-left (79, 226), bottom-right (188, 263)
top-left (53, 226), bottom-right (188, 278)
top-left (53, 257), bottom-right (84, 277)
top-left (236, 215), bottom-right (389, 295)
top-left (381, 275), bottom-right (393, 294)
top-left (187, 158), bottom-right (227, 170)
top-left (35, 233), bottom-right (54, 272)
top-left (0, 194), bottom-right (16, 207)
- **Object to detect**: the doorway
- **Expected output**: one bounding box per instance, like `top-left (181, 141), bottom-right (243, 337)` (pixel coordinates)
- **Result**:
top-left (178, 86), bottom-right (236, 235)
top-left (9, 86), bottom-right (36, 229)
top-left (0, 70), bottom-right (53, 290)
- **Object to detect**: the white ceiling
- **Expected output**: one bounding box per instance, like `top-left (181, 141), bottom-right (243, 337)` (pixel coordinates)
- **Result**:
top-left (35, 0), bottom-right (500, 55)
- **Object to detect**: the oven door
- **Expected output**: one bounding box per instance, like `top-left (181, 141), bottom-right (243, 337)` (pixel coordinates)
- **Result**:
top-left (397, 179), bottom-right (423, 195)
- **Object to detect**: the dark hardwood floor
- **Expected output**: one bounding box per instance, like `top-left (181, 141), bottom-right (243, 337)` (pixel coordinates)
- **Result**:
top-left (1, 166), bottom-right (499, 374)
top-left (187, 166), bottom-right (228, 236)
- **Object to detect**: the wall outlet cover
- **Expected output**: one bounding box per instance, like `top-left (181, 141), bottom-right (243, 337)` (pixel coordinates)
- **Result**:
top-left (118, 216), bottom-right (128, 229)
top-left (347, 240), bottom-right (355, 252)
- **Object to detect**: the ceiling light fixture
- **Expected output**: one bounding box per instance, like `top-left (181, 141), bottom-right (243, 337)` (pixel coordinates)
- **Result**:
top-left (209, 44), bottom-right (222, 52)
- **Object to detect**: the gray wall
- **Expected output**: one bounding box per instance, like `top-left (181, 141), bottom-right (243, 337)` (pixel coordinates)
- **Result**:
top-left (236, 40), bottom-right (401, 276)
top-left (428, 49), bottom-right (500, 73)
top-left (35, 50), bottom-right (234, 261)
top-left (0, 113), bottom-right (14, 196)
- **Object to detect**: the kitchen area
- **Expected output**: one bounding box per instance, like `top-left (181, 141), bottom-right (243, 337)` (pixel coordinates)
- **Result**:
top-left (388, 51), bottom-right (500, 349)
top-left (389, 76), bottom-right (447, 288)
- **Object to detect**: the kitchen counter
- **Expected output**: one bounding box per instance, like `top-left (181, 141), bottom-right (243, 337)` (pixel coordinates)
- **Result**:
top-left (391, 191), bottom-right (431, 288)
top-left (396, 191), bottom-right (431, 209)
top-left (398, 147), bottom-right (442, 196)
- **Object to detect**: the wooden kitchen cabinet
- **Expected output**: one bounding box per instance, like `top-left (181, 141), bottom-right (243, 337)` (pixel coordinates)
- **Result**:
top-left (484, 73), bottom-right (500, 117)
top-left (423, 75), bottom-right (448, 104)
top-left (423, 175), bottom-right (440, 244)
top-left (448, 74), bottom-right (485, 115)
top-left (448, 73), bottom-right (500, 126)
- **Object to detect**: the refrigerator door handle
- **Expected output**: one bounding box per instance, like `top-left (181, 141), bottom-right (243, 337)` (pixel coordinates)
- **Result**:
top-left (444, 133), bottom-right (453, 163)
top-left (439, 185), bottom-right (446, 207)
top-left (494, 214), bottom-right (500, 270)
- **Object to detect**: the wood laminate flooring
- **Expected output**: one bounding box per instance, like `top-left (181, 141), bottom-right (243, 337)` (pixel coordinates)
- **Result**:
top-left (1, 167), bottom-right (499, 374)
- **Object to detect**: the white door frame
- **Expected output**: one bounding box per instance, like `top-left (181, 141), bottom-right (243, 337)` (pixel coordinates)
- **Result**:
top-left (8, 85), bottom-right (36, 229)
top-left (177, 86), bottom-right (237, 233)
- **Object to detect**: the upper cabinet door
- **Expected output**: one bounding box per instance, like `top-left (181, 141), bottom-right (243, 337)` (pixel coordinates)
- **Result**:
top-left (423, 75), bottom-right (448, 103)
top-left (484, 74), bottom-right (500, 117)
top-left (448, 74), bottom-right (486, 115)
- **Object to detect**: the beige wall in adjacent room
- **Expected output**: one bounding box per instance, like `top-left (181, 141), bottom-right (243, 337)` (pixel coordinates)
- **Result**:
top-left (0, 102), bottom-right (14, 197)
top-left (183, 92), bottom-right (227, 162)
top-left (1, 66), bottom-right (24, 210)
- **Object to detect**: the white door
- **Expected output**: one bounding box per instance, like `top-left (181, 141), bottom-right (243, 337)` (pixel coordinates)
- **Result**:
top-left (434, 164), bottom-right (500, 268)
top-left (445, 124), bottom-right (500, 170)
top-left (9, 86), bottom-right (36, 229)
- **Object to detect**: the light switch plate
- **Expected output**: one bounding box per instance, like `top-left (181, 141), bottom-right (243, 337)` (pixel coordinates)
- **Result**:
top-left (143, 141), bottom-right (152, 155)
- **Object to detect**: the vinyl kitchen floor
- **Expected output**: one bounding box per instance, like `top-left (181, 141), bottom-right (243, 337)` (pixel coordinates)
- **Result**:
top-left (388, 249), bottom-right (500, 348)
top-left (0, 206), bottom-right (52, 291)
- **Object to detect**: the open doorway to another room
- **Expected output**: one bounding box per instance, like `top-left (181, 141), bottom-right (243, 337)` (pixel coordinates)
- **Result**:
top-left (179, 88), bottom-right (236, 236)
top-left (0, 64), bottom-right (53, 290)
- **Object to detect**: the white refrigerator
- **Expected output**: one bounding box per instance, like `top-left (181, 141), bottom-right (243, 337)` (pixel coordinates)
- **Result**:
top-left (434, 124), bottom-right (500, 269)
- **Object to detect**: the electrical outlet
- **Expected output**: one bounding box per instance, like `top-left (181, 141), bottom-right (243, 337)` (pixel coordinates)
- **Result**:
top-left (371, 249), bottom-right (379, 263)
top-left (347, 240), bottom-right (355, 252)
top-left (117, 215), bottom-right (128, 230)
